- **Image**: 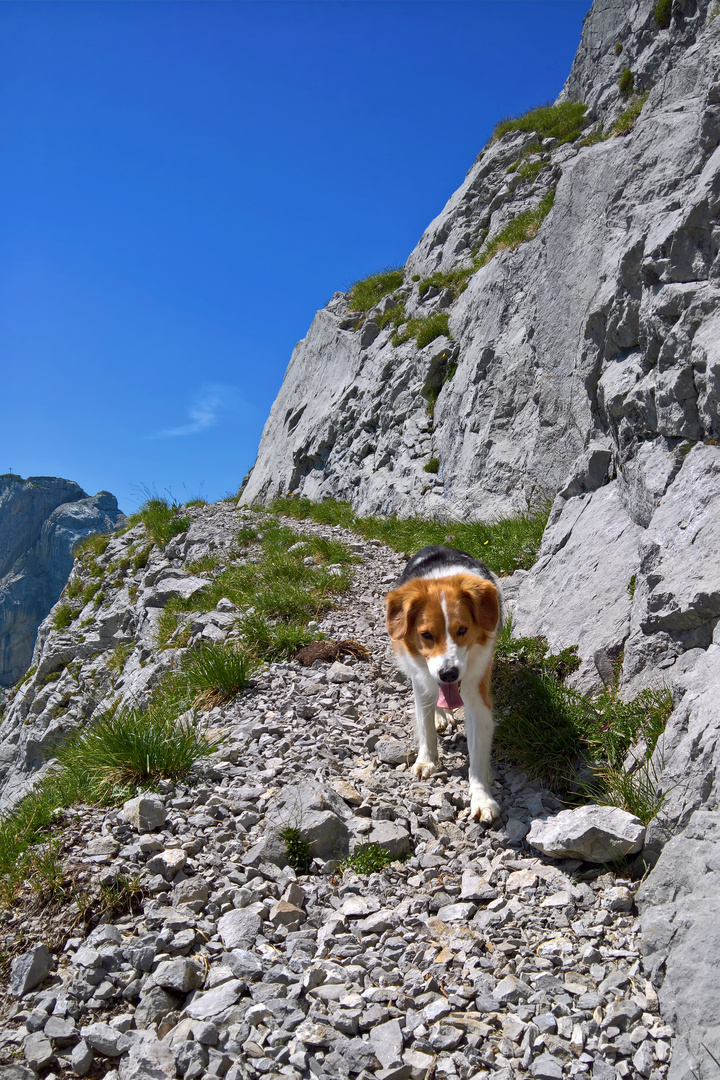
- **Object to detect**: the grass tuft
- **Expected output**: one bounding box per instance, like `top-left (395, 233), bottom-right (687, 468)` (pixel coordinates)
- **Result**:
top-left (347, 267), bottom-right (404, 313)
top-left (340, 844), bottom-right (407, 874)
top-left (55, 696), bottom-right (218, 793)
top-left (478, 188), bottom-right (556, 268)
top-left (392, 312), bottom-right (452, 349)
top-left (280, 826), bottom-right (312, 873)
top-left (0, 683), bottom-right (216, 906)
top-left (494, 101), bottom-right (587, 145)
top-left (240, 612), bottom-right (317, 662)
top-left (417, 266), bottom-right (476, 303)
top-left (424, 458), bottom-right (440, 475)
top-left (73, 533), bottom-right (111, 560)
top-left (181, 641), bottom-right (258, 707)
top-left (107, 642), bottom-right (132, 674)
top-left (613, 92), bottom-right (649, 135)
top-left (619, 68), bottom-right (635, 98)
top-left (131, 497), bottom-right (190, 548)
top-left (493, 620), bottom-right (674, 823)
top-left (53, 604), bottom-right (77, 631)
top-left (653, 0), bottom-right (672, 28)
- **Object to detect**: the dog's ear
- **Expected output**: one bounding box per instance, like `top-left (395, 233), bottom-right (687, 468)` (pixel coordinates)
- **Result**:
top-left (460, 576), bottom-right (500, 633)
top-left (386, 582), bottom-right (422, 641)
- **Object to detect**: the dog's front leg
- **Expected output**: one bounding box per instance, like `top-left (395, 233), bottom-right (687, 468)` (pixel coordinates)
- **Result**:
top-left (463, 687), bottom-right (500, 823)
top-left (411, 677), bottom-right (438, 780)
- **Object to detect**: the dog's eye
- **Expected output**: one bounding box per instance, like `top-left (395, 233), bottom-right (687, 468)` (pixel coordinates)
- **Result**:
top-left (420, 631), bottom-right (434, 642)
top-left (457, 627), bottom-right (468, 637)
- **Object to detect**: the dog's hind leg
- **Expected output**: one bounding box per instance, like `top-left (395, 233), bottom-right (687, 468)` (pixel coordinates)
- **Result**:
top-left (411, 678), bottom-right (439, 779)
top-left (462, 682), bottom-right (500, 823)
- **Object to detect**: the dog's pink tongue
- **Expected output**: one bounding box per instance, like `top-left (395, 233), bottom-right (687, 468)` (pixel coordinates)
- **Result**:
top-left (437, 682), bottom-right (463, 710)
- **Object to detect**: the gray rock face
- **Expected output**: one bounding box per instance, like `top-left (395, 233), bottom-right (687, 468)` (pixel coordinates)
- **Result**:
top-left (527, 805), bottom-right (646, 863)
top-left (637, 810), bottom-right (720, 1079)
top-left (0, 476), bottom-right (124, 686)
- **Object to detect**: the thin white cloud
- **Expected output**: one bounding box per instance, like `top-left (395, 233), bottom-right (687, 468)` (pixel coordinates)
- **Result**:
top-left (150, 384), bottom-right (245, 439)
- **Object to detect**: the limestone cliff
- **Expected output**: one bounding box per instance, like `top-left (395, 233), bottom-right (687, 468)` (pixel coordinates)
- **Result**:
top-left (0, 476), bottom-right (125, 687)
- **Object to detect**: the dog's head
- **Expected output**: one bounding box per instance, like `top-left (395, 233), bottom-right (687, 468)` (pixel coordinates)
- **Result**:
top-left (385, 573), bottom-right (499, 686)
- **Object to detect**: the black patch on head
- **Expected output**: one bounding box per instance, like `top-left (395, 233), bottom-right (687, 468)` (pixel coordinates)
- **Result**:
top-left (396, 545), bottom-right (493, 586)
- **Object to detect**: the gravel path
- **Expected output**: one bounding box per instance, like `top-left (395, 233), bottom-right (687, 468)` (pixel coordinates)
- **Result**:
top-left (0, 507), bottom-right (673, 1080)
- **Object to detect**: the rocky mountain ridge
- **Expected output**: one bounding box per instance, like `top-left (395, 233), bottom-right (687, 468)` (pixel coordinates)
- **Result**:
top-left (0, 476), bottom-right (125, 689)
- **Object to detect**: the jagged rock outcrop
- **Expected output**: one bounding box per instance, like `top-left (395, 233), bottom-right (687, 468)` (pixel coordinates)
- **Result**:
top-left (239, 3), bottom-right (720, 1075)
top-left (0, 477), bottom-right (124, 688)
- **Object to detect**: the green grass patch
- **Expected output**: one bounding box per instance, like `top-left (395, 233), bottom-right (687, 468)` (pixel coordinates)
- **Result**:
top-left (268, 496), bottom-right (550, 577)
top-left (162, 524), bottom-right (353, 663)
top-left (347, 267), bottom-right (405, 313)
top-left (613, 92), bottom-right (649, 135)
top-left (577, 126), bottom-right (606, 148)
top-left (392, 311), bottom-right (452, 349)
top-left (494, 101), bottom-right (587, 144)
top-left (180, 641), bottom-right (257, 707)
top-left (55, 699), bottom-right (218, 794)
top-left (417, 266), bottom-right (476, 302)
top-left (131, 497), bottom-right (190, 548)
top-left (516, 159), bottom-right (547, 183)
top-left (237, 525), bottom-right (259, 546)
top-left (65, 578), bottom-right (84, 601)
top-left (0, 687), bottom-right (217, 906)
top-left (614, 42), bottom-right (623, 55)
top-left (184, 498), bottom-right (207, 508)
top-left (53, 604), bottom-right (77, 631)
top-left (133, 544), bottom-right (152, 571)
top-left (280, 827), bottom-right (312, 873)
top-left (239, 612), bottom-right (317, 662)
top-left (107, 642), bottom-right (132, 674)
top-left (82, 581), bottom-right (102, 606)
top-left (493, 621), bottom-right (674, 823)
top-left (424, 458), bottom-right (440, 475)
top-left (185, 554), bottom-right (221, 575)
top-left (477, 188), bottom-right (556, 268)
top-left (619, 68), bottom-right (635, 98)
top-left (654, 0), bottom-right (671, 28)
top-left (340, 844), bottom-right (408, 874)
top-left (269, 497), bottom-right (355, 528)
top-left (73, 533), bottom-right (111, 560)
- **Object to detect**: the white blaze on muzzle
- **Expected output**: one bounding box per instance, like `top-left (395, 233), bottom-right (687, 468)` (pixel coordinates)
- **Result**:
top-left (426, 592), bottom-right (467, 709)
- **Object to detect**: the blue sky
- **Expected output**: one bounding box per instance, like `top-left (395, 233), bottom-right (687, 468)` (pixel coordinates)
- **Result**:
top-left (0, 0), bottom-right (590, 512)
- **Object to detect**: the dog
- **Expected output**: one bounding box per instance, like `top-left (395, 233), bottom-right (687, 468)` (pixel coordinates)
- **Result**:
top-left (385, 545), bottom-right (504, 823)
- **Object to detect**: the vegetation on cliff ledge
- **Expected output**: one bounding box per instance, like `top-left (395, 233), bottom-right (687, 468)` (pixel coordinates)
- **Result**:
top-left (477, 188), bottom-right (556, 267)
top-left (347, 266), bottom-right (404, 312)
top-left (493, 100), bottom-right (587, 145)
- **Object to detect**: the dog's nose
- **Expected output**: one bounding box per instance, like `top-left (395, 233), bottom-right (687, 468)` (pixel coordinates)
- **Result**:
top-left (439, 665), bottom-right (459, 683)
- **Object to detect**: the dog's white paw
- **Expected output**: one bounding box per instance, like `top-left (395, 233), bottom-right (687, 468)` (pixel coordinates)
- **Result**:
top-left (411, 759), bottom-right (438, 780)
top-left (434, 709), bottom-right (452, 734)
top-left (470, 794), bottom-right (501, 824)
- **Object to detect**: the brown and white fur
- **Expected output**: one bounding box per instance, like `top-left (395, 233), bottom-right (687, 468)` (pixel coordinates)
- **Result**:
top-left (385, 545), bottom-right (504, 823)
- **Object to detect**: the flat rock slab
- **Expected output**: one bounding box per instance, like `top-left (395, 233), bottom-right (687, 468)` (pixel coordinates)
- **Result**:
top-left (185, 979), bottom-right (245, 1021)
top-left (10, 944), bottom-right (53, 996)
top-left (376, 738), bottom-right (412, 766)
top-left (217, 909), bottom-right (262, 950)
top-left (527, 805), bottom-right (646, 862)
